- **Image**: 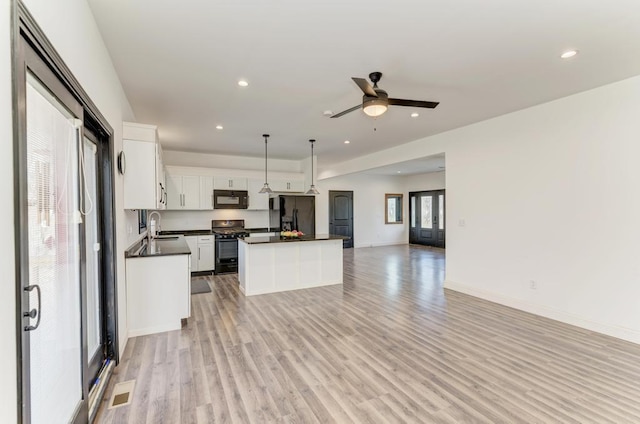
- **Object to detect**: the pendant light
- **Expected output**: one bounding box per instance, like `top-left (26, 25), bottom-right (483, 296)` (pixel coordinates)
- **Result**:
top-left (259, 134), bottom-right (273, 194)
top-left (305, 139), bottom-right (320, 195)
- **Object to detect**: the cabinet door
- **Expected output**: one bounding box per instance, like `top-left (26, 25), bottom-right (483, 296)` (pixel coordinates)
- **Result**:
top-left (185, 236), bottom-right (199, 271)
top-left (213, 177), bottom-right (231, 190)
top-left (230, 177), bottom-right (247, 190)
top-left (269, 179), bottom-right (288, 192)
top-left (199, 176), bottom-right (214, 210)
top-left (123, 139), bottom-right (157, 209)
top-left (155, 143), bottom-right (166, 210)
top-left (165, 173), bottom-right (183, 209)
top-left (287, 180), bottom-right (305, 192)
top-left (197, 242), bottom-right (215, 271)
top-left (213, 176), bottom-right (247, 190)
top-left (181, 176), bottom-right (201, 209)
top-left (247, 178), bottom-right (269, 210)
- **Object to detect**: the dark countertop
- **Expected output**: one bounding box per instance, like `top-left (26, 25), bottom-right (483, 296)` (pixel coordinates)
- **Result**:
top-left (240, 234), bottom-right (348, 245)
top-left (125, 235), bottom-right (192, 258)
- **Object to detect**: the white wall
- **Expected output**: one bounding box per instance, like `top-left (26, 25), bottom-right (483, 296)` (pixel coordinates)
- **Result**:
top-left (404, 170), bottom-right (446, 193)
top-left (160, 210), bottom-right (270, 231)
top-left (19, 0), bottom-right (136, 364)
top-left (316, 173), bottom-right (407, 247)
top-left (322, 75), bottom-right (640, 344)
top-left (163, 150), bottom-right (302, 173)
top-left (0, 1), bottom-right (16, 422)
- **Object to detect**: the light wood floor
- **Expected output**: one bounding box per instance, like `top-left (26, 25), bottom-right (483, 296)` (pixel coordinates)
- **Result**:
top-left (95, 245), bottom-right (640, 423)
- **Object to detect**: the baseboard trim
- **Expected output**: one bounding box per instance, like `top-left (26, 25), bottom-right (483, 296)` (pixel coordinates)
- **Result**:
top-left (354, 241), bottom-right (408, 248)
top-left (128, 322), bottom-right (181, 338)
top-left (444, 280), bottom-right (640, 345)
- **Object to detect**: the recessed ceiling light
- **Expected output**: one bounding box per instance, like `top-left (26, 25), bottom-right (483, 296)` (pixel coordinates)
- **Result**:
top-left (323, 110), bottom-right (333, 117)
top-left (560, 50), bottom-right (578, 59)
top-left (238, 80), bottom-right (249, 87)
top-left (216, 125), bottom-right (223, 130)
top-left (344, 140), bottom-right (350, 144)
top-left (397, 171), bottom-right (402, 174)
top-left (411, 112), bottom-right (419, 118)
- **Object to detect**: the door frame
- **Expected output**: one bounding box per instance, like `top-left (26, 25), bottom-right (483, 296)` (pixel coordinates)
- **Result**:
top-left (409, 189), bottom-right (446, 248)
top-left (328, 190), bottom-right (354, 248)
top-left (12, 2), bottom-right (119, 422)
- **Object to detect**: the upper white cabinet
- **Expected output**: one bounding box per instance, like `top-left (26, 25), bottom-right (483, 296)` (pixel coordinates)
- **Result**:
top-left (166, 171), bottom-right (213, 210)
top-left (247, 178), bottom-right (269, 210)
top-left (270, 178), bottom-right (305, 193)
top-left (166, 174), bottom-right (200, 209)
top-left (123, 122), bottom-right (166, 210)
top-left (213, 176), bottom-right (247, 190)
top-left (200, 176), bottom-right (214, 210)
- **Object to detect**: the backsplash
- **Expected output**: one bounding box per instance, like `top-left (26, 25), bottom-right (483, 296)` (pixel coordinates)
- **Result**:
top-left (158, 209), bottom-right (270, 231)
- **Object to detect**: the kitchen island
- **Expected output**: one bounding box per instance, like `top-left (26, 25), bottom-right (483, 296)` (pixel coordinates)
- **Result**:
top-left (238, 235), bottom-right (345, 296)
top-left (125, 235), bottom-right (191, 336)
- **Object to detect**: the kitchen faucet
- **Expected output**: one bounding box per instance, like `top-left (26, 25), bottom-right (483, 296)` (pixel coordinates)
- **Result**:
top-left (148, 210), bottom-right (162, 242)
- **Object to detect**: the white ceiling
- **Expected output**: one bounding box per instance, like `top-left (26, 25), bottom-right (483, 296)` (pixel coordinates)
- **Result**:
top-left (88, 0), bottom-right (640, 170)
top-left (364, 154), bottom-right (445, 176)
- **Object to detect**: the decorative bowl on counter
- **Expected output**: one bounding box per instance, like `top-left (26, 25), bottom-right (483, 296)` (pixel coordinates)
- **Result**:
top-left (280, 230), bottom-right (304, 239)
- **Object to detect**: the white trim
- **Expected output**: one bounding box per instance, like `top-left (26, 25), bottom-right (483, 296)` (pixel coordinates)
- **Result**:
top-left (354, 241), bottom-right (407, 248)
top-left (128, 322), bottom-right (181, 338)
top-left (444, 280), bottom-right (640, 345)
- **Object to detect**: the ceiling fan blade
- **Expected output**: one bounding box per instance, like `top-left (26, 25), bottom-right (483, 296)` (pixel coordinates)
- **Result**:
top-left (352, 77), bottom-right (377, 97)
top-left (330, 104), bottom-right (362, 118)
top-left (388, 98), bottom-right (439, 109)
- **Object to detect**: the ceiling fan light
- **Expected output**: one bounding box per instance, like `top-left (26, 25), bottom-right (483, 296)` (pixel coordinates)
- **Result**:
top-left (363, 98), bottom-right (388, 117)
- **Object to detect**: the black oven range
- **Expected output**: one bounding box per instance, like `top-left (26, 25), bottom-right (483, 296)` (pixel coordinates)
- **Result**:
top-left (211, 219), bottom-right (249, 274)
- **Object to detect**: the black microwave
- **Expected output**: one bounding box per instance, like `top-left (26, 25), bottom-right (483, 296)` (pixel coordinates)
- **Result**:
top-left (213, 190), bottom-right (248, 209)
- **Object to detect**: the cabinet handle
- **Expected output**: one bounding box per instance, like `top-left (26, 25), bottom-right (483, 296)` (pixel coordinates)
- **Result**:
top-left (198, 247), bottom-right (201, 260)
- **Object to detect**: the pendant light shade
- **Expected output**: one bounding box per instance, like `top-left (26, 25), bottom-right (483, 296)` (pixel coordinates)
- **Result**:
top-left (305, 139), bottom-right (320, 195)
top-left (259, 134), bottom-right (273, 194)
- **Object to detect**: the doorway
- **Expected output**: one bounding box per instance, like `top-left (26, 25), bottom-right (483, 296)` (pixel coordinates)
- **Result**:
top-left (329, 190), bottom-right (354, 248)
top-left (409, 190), bottom-right (446, 248)
top-left (14, 5), bottom-right (118, 423)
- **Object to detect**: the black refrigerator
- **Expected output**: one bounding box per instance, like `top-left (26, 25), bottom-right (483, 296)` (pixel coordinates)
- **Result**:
top-left (270, 195), bottom-right (316, 235)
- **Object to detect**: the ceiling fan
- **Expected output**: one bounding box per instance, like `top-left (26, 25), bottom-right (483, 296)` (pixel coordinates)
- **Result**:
top-left (331, 72), bottom-right (439, 118)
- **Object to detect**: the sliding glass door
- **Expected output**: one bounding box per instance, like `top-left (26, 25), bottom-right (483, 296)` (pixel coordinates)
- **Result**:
top-left (16, 10), bottom-right (117, 421)
top-left (25, 72), bottom-right (85, 424)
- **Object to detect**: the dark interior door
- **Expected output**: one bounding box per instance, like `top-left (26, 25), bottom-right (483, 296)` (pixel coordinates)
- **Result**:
top-left (409, 190), bottom-right (445, 248)
top-left (329, 191), bottom-right (353, 248)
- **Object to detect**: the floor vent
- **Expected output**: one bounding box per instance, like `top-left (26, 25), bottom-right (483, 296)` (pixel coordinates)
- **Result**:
top-left (107, 380), bottom-right (136, 409)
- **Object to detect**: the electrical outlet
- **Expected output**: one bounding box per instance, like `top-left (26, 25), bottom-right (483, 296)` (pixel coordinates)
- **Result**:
top-left (529, 280), bottom-right (537, 290)
top-left (458, 219), bottom-right (466, 227)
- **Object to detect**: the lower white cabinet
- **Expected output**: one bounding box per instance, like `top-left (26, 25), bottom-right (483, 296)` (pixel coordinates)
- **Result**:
top-left (197, 236), bottom-right (215, 271)
top-left (185, 235), bottom-right (215, 272)
top-left (126, 254), bottom-right (190, 337)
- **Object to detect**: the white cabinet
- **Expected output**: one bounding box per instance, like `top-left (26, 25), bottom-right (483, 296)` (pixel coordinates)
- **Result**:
top-left (126, 254), bottom-right (190, 337)
top-left (200, 176), bottom-right (214, 210)
top-left (197, 236), bottom-right (215, 271)
top-left (247, 178), bottom-right (270, 210)
top-left (214, 176), bottom-right (247, 190)
top-left (185, 235), bottom-right (215, 272)
top-left (123, 122), bottom-right (166, 210)
top-left (184, 236), bottom-right (198, 270)
top-left (270, 178), bottom-right (305, 193)
top-left (166, 174), bottom-right (201, 210)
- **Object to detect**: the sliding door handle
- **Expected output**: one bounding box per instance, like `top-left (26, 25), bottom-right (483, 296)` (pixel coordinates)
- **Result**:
top-left (24, 284), bottom-right (42, 331)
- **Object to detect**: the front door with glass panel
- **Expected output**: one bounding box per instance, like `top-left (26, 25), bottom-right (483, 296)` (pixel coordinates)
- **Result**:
top-left (409, 190), bottom-right (445, 247)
